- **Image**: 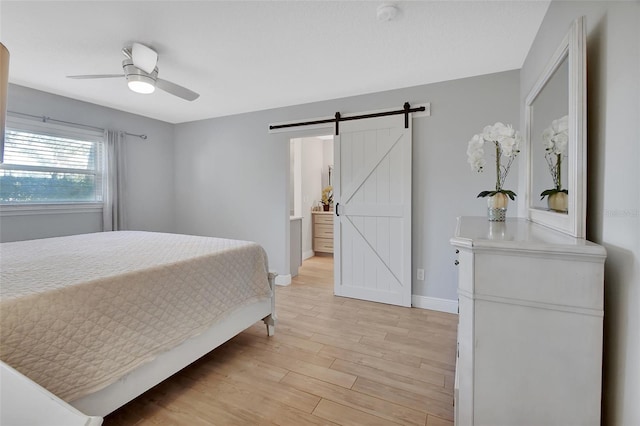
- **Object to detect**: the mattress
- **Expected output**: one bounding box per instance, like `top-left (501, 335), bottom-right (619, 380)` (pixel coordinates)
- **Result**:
top-left (0, 231), bottom-right (272, 402)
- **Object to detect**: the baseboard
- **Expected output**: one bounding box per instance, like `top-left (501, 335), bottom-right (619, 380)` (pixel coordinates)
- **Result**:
top-left (412, 295), bottom-right (458, 314)
top-left (274, 274), bottom-right (292, 286)
top-left (302, 250), bottom-right (314, 260)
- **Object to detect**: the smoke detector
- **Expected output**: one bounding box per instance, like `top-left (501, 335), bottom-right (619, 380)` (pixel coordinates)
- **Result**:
top-left (377, 4), bottom-right (398, 22)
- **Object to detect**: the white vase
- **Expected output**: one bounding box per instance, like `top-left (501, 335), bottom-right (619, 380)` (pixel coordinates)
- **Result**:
top-left (487, 193), bottom-right (508, 222)
top-left (548, 192), bottom-right (568, 213)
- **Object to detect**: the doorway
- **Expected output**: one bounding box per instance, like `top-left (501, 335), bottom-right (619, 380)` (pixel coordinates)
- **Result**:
top-left (289, 135), bottom-right (334, 278)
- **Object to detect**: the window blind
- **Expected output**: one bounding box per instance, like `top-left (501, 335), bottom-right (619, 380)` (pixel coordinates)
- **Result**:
top-left (0, 117), bottom-right (105, 204)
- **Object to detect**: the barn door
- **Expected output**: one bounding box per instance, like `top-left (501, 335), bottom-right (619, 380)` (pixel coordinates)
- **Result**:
top-left (333, 113), bottom-right (411, 307)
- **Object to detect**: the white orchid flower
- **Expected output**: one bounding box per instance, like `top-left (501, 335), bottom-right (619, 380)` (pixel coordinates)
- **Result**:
top-left (466, 122), bottom-right (520, 196)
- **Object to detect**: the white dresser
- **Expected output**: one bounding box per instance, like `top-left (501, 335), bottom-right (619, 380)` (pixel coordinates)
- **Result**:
top-left (450, 217), bottom-right (606, 426)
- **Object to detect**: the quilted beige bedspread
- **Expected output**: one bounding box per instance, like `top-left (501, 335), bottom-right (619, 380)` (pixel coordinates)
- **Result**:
top-left (0, 231), bottom-right (272, 402)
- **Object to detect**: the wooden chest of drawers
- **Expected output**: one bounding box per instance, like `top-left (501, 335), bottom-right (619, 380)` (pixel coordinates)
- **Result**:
top-left (312, 212), bottom-right (333, 254)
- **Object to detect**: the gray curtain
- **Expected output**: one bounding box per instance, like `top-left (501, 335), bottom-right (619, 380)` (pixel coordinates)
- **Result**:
top-left (103, 130), bottom-right (126, 231)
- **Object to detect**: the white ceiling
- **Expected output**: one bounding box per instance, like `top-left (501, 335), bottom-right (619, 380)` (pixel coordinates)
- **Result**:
top-left (0, 1), bottom-right (549, 124)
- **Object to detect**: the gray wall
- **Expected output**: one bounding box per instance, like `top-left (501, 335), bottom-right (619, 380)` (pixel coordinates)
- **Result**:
top-left (519, 2), bottom-right (639, 425)
top-left (0, 84), bottom-right (176, 241)
top-left (174, 70), bottom-right (520, 300)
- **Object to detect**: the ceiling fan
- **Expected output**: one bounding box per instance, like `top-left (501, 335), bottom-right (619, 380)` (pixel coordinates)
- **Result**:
top-left (67, 43), bottom-right (199, 101)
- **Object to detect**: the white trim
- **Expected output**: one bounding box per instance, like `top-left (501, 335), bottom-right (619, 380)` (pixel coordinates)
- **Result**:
top-left (0, 203), bottom-right (103, 216)
top-left (0, 163), bottom-right (98, 176)
top-left (302, 250), bottom-right (315, 261)
top-left (412, 294), bottom-right (458, 314)
top-left (524, 16), bottom-right (586, 238)
top-left (274, 274), bottom-right (292, 286)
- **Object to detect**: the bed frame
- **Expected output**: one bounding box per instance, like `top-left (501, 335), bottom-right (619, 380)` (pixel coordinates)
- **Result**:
top-left (69, 272), bottom-right (277, 418)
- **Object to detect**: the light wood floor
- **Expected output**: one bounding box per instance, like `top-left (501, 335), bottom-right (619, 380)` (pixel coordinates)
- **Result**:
top-left (104, 256), bottom-right (458, 426)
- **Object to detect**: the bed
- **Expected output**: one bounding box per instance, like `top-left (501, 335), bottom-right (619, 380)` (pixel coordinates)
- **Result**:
top-left (0, 231), bottom-right (277, 419)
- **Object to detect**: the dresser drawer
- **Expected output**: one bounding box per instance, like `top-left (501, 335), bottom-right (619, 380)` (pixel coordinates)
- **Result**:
top-left (314, 214), bottom-right (333, 225)
top-left (456, 250), bottom-right (473, 294)
top-left (473, 252), bottom-right (604, 309)
top-left (314, 238), bottom-right (333, 253)
top-left (314, 224), bottom-right (333, 238)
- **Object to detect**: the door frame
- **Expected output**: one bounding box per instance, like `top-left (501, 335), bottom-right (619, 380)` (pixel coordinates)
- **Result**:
top-left (278, 127), bottom-right (336, 288)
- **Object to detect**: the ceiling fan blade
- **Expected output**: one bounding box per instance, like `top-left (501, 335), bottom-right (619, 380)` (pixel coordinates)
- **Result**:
top-left (156, 78), bottom-right (199, 101)
top-left (132, 43), bottom-right (158, 74)
top-left (67, 74), bottom-right (124, 79)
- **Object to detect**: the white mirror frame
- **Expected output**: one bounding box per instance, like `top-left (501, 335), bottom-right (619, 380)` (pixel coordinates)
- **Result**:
top-left (525, 16), bottom-right (586, 238)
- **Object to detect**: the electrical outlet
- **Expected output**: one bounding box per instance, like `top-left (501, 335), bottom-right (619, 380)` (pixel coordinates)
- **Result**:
top-left (417, 268), bottom-right (424, 281)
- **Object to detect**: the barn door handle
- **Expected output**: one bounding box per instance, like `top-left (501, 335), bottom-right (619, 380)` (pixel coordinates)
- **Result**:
top-left (335, 203), bottom-right (340, 216)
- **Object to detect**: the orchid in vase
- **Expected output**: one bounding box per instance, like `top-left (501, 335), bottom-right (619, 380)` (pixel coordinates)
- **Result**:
top-left (467, 122), bottom-right (522, 220)
top-left (321, 185), bottom-right (333, 211)
top-left (540, 115), bottom-right (569, 211)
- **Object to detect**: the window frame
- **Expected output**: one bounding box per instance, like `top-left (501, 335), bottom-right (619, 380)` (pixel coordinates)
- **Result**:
top-left (0, 116), bottom-right (106, 214)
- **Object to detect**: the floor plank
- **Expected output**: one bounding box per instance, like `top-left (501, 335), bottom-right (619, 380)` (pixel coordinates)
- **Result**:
top-left (103, 255), bottom-right (457, 425)
top-left (313, 399), bottom-right (402, 426)
top-left (282, 372), bottom-right (427, 426)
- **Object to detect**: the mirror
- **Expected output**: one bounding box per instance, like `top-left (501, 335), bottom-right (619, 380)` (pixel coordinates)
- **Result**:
top-left (525, 16), bottom-right (586, 238)
top-left (530, 57), bottom-right (569, 212)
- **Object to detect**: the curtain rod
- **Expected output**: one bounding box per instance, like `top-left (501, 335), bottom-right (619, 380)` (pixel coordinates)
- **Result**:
top-left (7, 110), bottom-right (148, 140)
top-left (269, 102), bottom-right (425, 135)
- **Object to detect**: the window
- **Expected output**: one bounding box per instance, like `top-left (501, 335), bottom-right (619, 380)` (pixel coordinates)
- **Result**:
top-left (1, 117), bottom-right (105, 205)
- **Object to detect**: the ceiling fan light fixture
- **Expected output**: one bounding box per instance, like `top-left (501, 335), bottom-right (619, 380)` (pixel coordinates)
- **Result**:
top-left (127, 74), bottom-right (155, 94)
top-left (67, 48), bottom-right (199, 101)
top-left (123, 59), bottom-right (157, 94)
top-left (131, 42), bottom-right (158, 74)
